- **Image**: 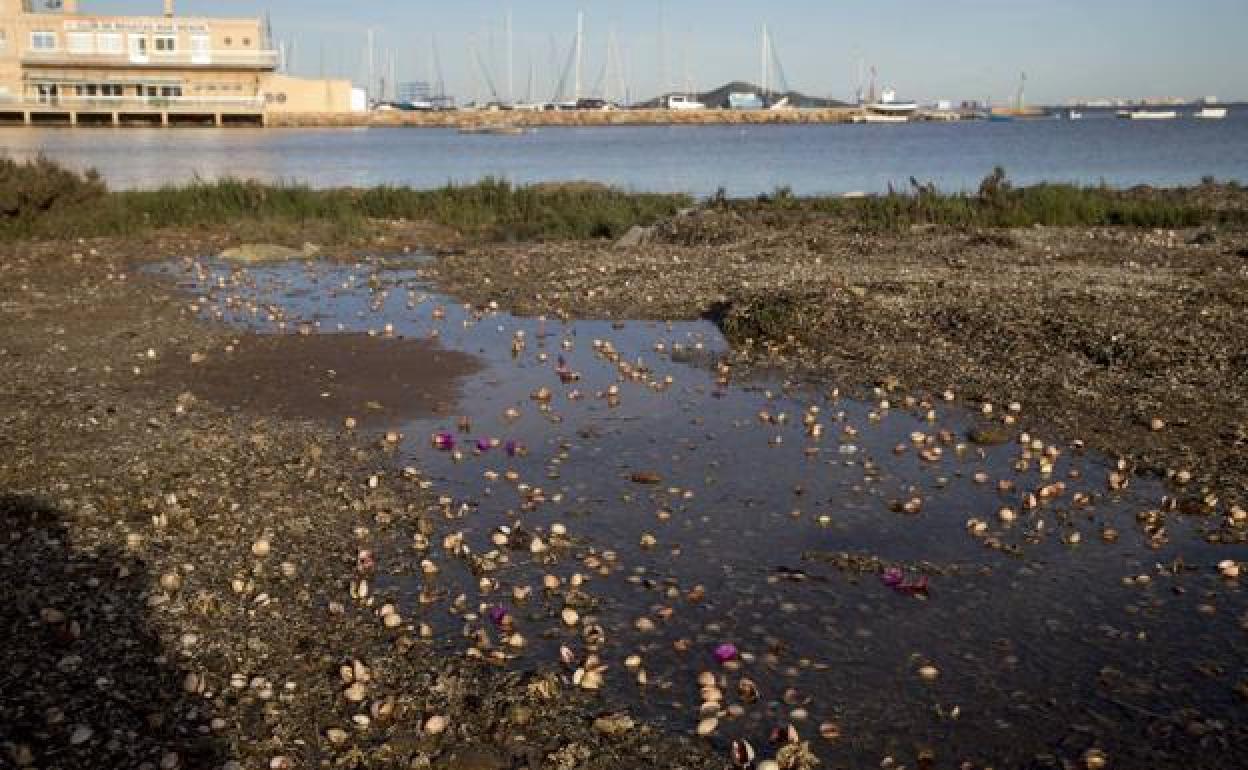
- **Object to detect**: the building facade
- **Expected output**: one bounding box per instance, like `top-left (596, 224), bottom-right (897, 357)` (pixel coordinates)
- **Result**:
top-left (0, 0), bottom-right (352, 125)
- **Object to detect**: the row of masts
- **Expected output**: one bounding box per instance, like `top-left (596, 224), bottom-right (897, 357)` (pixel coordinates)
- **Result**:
top-left (338, 14), bottom-right (1021, 109)
top-left (349, 11), bottom-right (789, 107)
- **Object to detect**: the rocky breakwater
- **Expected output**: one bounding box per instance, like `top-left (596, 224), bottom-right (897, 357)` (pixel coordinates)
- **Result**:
top-left (265, 107), bottom-right (858, 129)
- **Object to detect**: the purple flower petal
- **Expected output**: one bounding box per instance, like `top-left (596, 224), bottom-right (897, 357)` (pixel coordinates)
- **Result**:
top-left (713, 643), bottom-right (738, 663)
top-left (881, 567), bottom-right (904, 587)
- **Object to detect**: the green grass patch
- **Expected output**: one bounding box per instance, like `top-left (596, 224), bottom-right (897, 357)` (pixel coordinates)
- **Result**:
top-left (743, 167), bottom-right (1227, 230)
top-left (0, 156), bottom-right (692, 244)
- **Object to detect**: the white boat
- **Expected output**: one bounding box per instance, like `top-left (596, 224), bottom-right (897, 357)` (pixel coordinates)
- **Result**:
top-left (1118, 109), bottom-right (1178, 120)
top-left (866, 88), bottom-right (918, 118)
top-left (666, 94), bottom-right (705, 110)
top-left (852, 113), bottom-right (910, 124)
top-left (1194, 107), bottom-right (1228, 120)
top-left (1067, 110), bottom-right (1083, 120)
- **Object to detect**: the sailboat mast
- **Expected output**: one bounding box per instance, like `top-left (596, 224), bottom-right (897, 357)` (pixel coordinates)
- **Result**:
top-left (657, 0), bottom-right (667, 104)
top-left (760, 24), bottom-right (769, 104)
top-left (604, 27), bottom-right (615, 103)
top-left (506, 8), bottom-right (514, 104)
top-left (574, 10), bottom-right (584, 101)
top-left (365, 28), bottom-right (375, 103)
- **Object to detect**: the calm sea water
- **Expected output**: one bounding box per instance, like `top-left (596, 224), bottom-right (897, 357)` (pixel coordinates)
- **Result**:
top-left (3, 112), bottom-right (1248, 195)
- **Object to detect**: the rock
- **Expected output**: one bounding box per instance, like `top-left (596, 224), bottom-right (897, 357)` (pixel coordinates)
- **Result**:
top-left (218, 243), bottom-right (319, 263)
top-left (593, 713), bottom-right (635, 736)
top-left (968, 424), bottom-right (1012, 446)
top-left (614, 225), bottom-right (654, 249)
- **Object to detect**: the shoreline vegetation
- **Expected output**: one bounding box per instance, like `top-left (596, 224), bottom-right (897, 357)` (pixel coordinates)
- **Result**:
top-left (2, 157), bottom-right (1243, 245)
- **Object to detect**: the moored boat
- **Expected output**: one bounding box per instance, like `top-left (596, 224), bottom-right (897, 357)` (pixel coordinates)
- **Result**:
top-left (1194, 106), bottom-right (1228, 120)
top-left (852, 113), bottom-right (910, 124)
top-left (866, 88), bottom-right (917, 116)
top-left (1118, 109), bottom-right (1179, 120)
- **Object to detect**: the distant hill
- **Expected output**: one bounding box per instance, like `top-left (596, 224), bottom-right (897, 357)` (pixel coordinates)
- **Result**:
top-left (637, 81), bottom-right (848, 109)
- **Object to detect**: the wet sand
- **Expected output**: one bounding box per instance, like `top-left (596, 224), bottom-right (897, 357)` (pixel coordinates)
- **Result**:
top-left (0, 239), bottom-right (720, 770)
top-left (147, 332), bottom-right (479, 427)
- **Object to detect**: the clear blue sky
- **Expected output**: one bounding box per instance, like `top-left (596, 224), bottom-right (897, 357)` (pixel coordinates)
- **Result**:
top-left (87, 1), bottom-right (1246, 104)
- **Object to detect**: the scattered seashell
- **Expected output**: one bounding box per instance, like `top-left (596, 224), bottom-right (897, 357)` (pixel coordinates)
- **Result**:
top-left (819, 721), bottom-right (842, 741)
top-left (159, 571), bottom-right (182, 592)
top-left (696, 717), bottom-right (718, 736)
top-left (424, 715), bottom-right (449, 735)
top-left (731, 739), bottom-right (755, 767)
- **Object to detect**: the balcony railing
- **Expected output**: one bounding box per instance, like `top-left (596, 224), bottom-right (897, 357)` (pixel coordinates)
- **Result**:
top-left (21, 49), bottom-right (279, 70)
top-left (2, 95), bottom-right (266, 111)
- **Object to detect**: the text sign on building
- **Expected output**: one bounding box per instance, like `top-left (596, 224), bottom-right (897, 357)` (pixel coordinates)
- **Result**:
top-left (63, 21), bottom-right (210, 33)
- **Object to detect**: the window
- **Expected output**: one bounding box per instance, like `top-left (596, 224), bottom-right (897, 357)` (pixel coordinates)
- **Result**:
top-left (190, 34), bottom-right (209, 63)
top-left (160, 86), bottom-right (183, 98)
top-left (30, 31), bottom-right (56, 50)
top-left (242, 37), bottom-right (251, 46)
top-left (97, 33), bottom-right (122, 54)
top-left (67, 31), bottom-right (93, 53)
top-left (154, 35), bottom-right (176, 52)
top-left (223, 36), bottom-right (232, 46)
top-left (0, 30), bottom-right (8, 54)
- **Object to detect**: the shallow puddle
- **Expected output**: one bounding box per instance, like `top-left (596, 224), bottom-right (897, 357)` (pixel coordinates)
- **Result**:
top-left (160, 257), bottom-right (1248, 768)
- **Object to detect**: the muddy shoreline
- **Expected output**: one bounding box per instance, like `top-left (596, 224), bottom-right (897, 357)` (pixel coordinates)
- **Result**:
top-left (433, 211), bottom-right (1248, 512)
top-left (3, 204), bottom-right (1247, 769)
top-left (0, 236), bottom-right (722, 770)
